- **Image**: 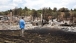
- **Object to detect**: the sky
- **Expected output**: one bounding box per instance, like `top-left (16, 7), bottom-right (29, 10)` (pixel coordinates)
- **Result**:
top-left (0, 0), bottom-right (76, 11)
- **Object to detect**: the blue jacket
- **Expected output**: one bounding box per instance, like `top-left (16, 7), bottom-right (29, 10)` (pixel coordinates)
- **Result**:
top-left (19, 19), bottom-right (25, 29)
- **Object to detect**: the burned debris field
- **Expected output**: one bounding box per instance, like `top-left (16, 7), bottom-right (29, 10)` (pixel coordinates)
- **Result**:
top-left (0, 28), bottom-right (76, 43)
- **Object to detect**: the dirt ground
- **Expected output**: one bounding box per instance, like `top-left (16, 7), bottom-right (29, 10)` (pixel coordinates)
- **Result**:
top-left (0, 28), bottom-right (76, 43)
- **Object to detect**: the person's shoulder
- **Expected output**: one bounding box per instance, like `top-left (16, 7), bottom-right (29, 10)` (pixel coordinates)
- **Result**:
top-left (19, 19), bottom-right (23, 21)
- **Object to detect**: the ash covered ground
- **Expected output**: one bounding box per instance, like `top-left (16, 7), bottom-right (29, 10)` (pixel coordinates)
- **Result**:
top-left (0, 28), bottom-right (76, 43)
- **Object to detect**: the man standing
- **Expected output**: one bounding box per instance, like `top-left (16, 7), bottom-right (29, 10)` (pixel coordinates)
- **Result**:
top-left (19, 17), bottom-right (25, 37)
